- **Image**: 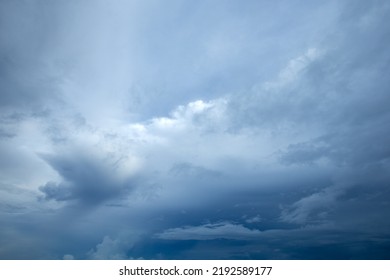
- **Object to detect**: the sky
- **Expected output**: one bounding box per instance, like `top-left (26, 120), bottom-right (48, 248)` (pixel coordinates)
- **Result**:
top-left (0, 0), bottom-right (390, 259)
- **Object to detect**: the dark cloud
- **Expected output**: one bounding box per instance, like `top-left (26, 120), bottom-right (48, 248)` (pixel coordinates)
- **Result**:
top-left (39, 151), bottom-right (136, 206)
top-left (0, 0), bottom-right (389, 260)
top-left (148, 223), bottom-right (390, 259)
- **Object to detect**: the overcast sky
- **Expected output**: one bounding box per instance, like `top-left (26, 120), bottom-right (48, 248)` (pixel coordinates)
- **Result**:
top-left (1, 0), bottom-right (390, 259)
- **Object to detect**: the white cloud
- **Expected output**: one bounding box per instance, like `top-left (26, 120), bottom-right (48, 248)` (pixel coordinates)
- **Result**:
top-left (88, 236), bottom-right (128, 260)
top-left (149, 98), bottom-right (227, 133)
top-left (87, 232), bottom-right (139, 260)
top-left (263, 48), bottom-right (323, 90)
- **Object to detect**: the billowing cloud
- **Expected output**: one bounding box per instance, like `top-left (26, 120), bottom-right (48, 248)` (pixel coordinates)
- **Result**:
top-left (88, 235), bottom-right (134, 260)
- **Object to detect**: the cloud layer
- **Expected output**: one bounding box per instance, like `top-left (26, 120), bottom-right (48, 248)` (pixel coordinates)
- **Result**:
top-left (1, 0), bottom-right (390, 259)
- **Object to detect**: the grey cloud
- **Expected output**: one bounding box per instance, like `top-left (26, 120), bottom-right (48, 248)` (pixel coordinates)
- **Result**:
top-left (1, 0), bottom-right (390, 260)
top-left (227, 1), bottom-right (390, 135)
top-left (156, 222), bottom-right (262, 241)
top-left (280, 186), bottom-right (340, 224)
top-left (280, 161), bottom-right (390, 229)
top-left (0, 129), bottom-right (15, 139)
top-left (153, 221), bottom-right (390, 259)
top-left (279, 123), bottom-right (390, 168)
top-left (169, 162), bottom-right (222, 179)
top-left (0, 1), bottom-right (62, 111)
top-left (279, 141), bottom-right (330, 165)
top-left (39, 151), bottom-right (136, 206)
top-left (39, 181), bottom-right (73, 202)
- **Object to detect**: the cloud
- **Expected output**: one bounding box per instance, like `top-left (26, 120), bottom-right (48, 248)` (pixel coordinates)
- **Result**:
top-left (280, 186), bottom-right (341, 224)
top-left (38, 146), bottom-right (140, 206)
top-left (0, 0), bottom-right (390, 260)
top-left (88, 236), bottom-right (129, 260)
top-left (156, 222), bottom-right (262, 240)
top-left (87, 231), bottom-right (142, 260)
top-left (245, 215), bottom-right (262, 224)
top-left (63, 254), bottom-right (74, 260)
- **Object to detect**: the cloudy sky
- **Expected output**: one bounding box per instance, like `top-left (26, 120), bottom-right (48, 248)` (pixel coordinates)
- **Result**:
top-left (1, 0), bottom-right (390, 259)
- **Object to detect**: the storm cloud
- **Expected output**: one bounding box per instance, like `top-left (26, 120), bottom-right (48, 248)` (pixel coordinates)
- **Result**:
top-left (0, 0), bottom-right (389, 259)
